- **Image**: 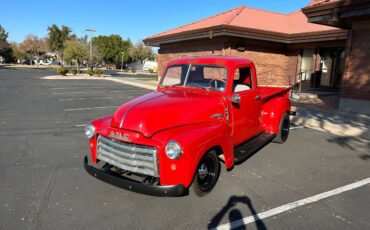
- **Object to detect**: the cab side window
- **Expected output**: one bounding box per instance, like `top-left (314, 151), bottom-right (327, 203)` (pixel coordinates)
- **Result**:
top-left (233, 67), bottom-right (253, 92)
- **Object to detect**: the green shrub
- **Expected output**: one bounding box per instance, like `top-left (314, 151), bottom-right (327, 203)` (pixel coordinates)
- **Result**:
top-left (94, 68), bottom-right (103, 76)
top-left (56, 66), bottom-right (68, 76)
top-left (70, 68), bottom-right (77, 75)
top-left (148, 68), bottom-right (154, 73)
top-left (86, 69), bottom-right (93, 76)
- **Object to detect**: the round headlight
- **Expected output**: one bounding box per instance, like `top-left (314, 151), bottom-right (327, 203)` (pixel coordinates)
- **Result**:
top-left (84, 124), bottom-right (96, 139)
top-left (165, 140), bottom-right (182, 159)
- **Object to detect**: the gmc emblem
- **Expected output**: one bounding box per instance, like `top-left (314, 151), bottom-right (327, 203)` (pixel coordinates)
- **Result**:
top-left (109, 131), bottom-right (131, 142)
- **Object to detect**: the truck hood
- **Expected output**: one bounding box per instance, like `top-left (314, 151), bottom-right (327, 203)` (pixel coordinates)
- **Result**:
top-left (111, 90), bottom-right (225, 137)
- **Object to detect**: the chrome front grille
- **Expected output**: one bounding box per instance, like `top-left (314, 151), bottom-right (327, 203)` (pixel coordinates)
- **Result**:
top-left (97, 135), bottom-right (159, 177)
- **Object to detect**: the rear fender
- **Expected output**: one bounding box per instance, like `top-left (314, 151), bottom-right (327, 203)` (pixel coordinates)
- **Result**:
top-left (260, 97), bottom-right (291, 134)
top-left (152, 122), bottom-right (233, 187)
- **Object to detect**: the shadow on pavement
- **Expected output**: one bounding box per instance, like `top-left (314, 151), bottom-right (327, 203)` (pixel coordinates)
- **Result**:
top-left (359, 154), bottom-right (370, 161)
top-left (208, 195), bottom-right (267, 230)
top-left (326, 130), bottom-right (370, 160)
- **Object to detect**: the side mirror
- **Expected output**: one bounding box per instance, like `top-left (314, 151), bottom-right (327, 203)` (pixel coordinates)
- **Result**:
top-left (231, 94), bottom-right (241, 104)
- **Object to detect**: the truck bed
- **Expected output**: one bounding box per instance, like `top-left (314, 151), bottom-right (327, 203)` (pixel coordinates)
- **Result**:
top-left (258, 86), bottom-right (291, 101)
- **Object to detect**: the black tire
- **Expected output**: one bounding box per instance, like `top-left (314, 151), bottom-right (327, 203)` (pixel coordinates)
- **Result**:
top-left (191, 150), bottom-right (220, 197)
top-left (274, 112), bottom-right (290, 144)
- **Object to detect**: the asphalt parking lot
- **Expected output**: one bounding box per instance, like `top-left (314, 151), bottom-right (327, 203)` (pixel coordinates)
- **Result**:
top-left (0, 68), bottom-right (369, 230)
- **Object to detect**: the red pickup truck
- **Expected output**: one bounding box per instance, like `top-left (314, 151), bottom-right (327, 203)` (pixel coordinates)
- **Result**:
top-left (84, 56), bottom-right (294, 196)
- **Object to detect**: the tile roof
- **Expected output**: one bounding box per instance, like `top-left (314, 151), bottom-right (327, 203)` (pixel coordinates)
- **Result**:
top-left (146, 5), bottom-right (342, 41)
top-left (306, 0), bottom-right (341, 7)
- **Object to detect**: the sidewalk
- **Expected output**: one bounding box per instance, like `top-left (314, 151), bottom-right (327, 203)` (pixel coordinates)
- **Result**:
top-left (106, 76), bottom-right (157, 90)
top-left (291, 106), bottom-right (370, 140)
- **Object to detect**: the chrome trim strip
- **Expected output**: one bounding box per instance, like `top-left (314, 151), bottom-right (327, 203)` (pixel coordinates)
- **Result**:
top-left (99, 136), bottom-right (156, 155)
top-left (98, 148), bottom-right (154, 169)
top-left (210, 113), bottom-right (223, 119)
top-left (97, 135), bottom-right (159, 177)
top-left (98, 143), bottom-right (154, 162)
top-left (98, 154), bottom-right (155, 177)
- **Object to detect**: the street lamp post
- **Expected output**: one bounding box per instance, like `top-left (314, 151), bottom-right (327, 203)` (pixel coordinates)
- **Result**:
top-left (85, 28), bottom-right (96, 73)
top-left (121, 51), bottom-right (124, 72)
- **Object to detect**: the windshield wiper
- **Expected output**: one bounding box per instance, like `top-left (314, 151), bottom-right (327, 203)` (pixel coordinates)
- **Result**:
top-left (187, 82), bottom-right (209, 91)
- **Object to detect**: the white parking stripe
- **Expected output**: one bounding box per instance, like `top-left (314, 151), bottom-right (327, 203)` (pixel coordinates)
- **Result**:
top-left (290, 126), bottom-right (305, 130)
top-left (58, 96), bottom-right (133, 101)
top-left (64, 106), bottom-right (119, 111)
top-left (215, 177), bottom-right (370, 230)
top-left (51, 86), bottom-right (108, 90)
top-left (54, 90), bottom-right (148, 95)
top-left (75, 124), bottom-right (86, 127)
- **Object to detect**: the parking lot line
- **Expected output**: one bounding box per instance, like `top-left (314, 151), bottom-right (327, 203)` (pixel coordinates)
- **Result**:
top-left (75, 124), bottom-right (86, 127)
top-left (58, 96), bottom-right (133, 101)
top-left (290, 126), bottom-right (305, 130)
top-left (215, 177), bottom-right (370, 230)
top-left (53, 90), bottom-right (148, 95)
top-left (51, 86), bottom-right (109, 90)
top-left (64, 106), bottom-right (119, 111)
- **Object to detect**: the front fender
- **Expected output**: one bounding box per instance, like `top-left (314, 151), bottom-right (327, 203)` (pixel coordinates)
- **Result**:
top-left (89, 115), bottom-right (113, 163)
top-left (152, 122), bottom-right (233, 188)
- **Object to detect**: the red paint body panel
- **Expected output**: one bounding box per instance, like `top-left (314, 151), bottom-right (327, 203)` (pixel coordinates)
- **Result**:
top-left (115, 90), bottom-right (225, 137)
top-left (87, 56), bottom-right (292, 188)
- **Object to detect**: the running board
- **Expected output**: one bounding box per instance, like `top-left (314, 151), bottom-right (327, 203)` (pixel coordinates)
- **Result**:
top-left (234, 132), bottom-right (276, 164)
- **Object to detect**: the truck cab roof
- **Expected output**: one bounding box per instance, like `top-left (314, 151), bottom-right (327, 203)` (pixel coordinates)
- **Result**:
top-left (166, 56), bottom-right (254, 68)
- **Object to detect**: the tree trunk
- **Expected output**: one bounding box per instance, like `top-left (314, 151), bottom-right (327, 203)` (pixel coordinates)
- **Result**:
top-left (77, 59), bottom-right (79, 73)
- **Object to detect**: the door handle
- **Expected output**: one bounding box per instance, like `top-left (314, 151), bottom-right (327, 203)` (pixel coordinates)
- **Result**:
top-left (255, 95), bottom-right (261, 100)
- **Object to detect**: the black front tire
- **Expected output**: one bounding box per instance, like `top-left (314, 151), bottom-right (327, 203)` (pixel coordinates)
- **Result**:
top-left (274, 112), bottom-right (290, 144)
top-left (191, 150), bottom-right (220, 197)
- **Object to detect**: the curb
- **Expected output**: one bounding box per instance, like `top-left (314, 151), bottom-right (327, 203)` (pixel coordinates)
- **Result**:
top-left (41, 75), bottom-right (157, 90)
top-left (105, 77), bottom-right (156, 91)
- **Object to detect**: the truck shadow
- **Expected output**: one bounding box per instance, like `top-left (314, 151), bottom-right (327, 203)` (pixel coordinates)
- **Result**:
top-left (207, 195), bottom-right (267, 230)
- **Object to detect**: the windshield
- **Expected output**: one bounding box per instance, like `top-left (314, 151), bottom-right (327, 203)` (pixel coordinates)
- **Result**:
top-left (160, 64), bottom-right (227, 92)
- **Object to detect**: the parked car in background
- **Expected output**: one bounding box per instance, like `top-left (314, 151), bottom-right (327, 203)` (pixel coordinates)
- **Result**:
top-left (39, 60), bottom-right (59, 65)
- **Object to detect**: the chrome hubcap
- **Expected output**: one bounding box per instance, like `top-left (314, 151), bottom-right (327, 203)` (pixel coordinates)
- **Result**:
top-left (198, 163), bottom-right (208, 180)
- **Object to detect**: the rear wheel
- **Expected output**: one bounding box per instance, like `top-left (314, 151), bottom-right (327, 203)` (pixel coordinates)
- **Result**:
top-left (191, 150), bottom-right (220, 196)
top-left (274, 112), bottom-right (290, 143)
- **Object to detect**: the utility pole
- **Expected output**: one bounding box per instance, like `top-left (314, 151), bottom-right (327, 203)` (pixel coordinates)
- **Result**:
top-left (121, 51), bottom-right (124, 72)
top-left (85, 28), bottom-right (96, 72)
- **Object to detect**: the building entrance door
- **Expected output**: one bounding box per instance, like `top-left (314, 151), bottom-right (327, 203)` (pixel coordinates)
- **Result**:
top-left (319, 48), bottom-right (345, 89)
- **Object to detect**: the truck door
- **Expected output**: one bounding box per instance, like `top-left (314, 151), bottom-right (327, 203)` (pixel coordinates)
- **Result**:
top-left (231, 67), bottom-right (262, 146)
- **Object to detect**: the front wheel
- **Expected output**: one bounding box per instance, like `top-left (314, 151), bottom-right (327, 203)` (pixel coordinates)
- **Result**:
top-left (191, 150), bottom-right (220, 197)
top-left (274, 112), bottom-right (290, 143)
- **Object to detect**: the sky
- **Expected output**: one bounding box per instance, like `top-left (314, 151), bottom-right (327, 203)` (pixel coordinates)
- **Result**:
top-left (1, 0), bottom-right (312, 44)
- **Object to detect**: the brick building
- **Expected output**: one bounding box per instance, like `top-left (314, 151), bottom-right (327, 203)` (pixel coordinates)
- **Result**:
top-left (144, 3), bottom-right (369, 114)
top-left (303, 0), bottom-right (370, 114)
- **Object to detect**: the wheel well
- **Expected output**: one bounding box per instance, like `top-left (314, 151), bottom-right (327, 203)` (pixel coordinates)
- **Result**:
top-left (207, 145), bottom-right (228, 167)
top-left (208, 146), bottom-right (223, 157)
top-left (188, 145), bottom-right (224, 189)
